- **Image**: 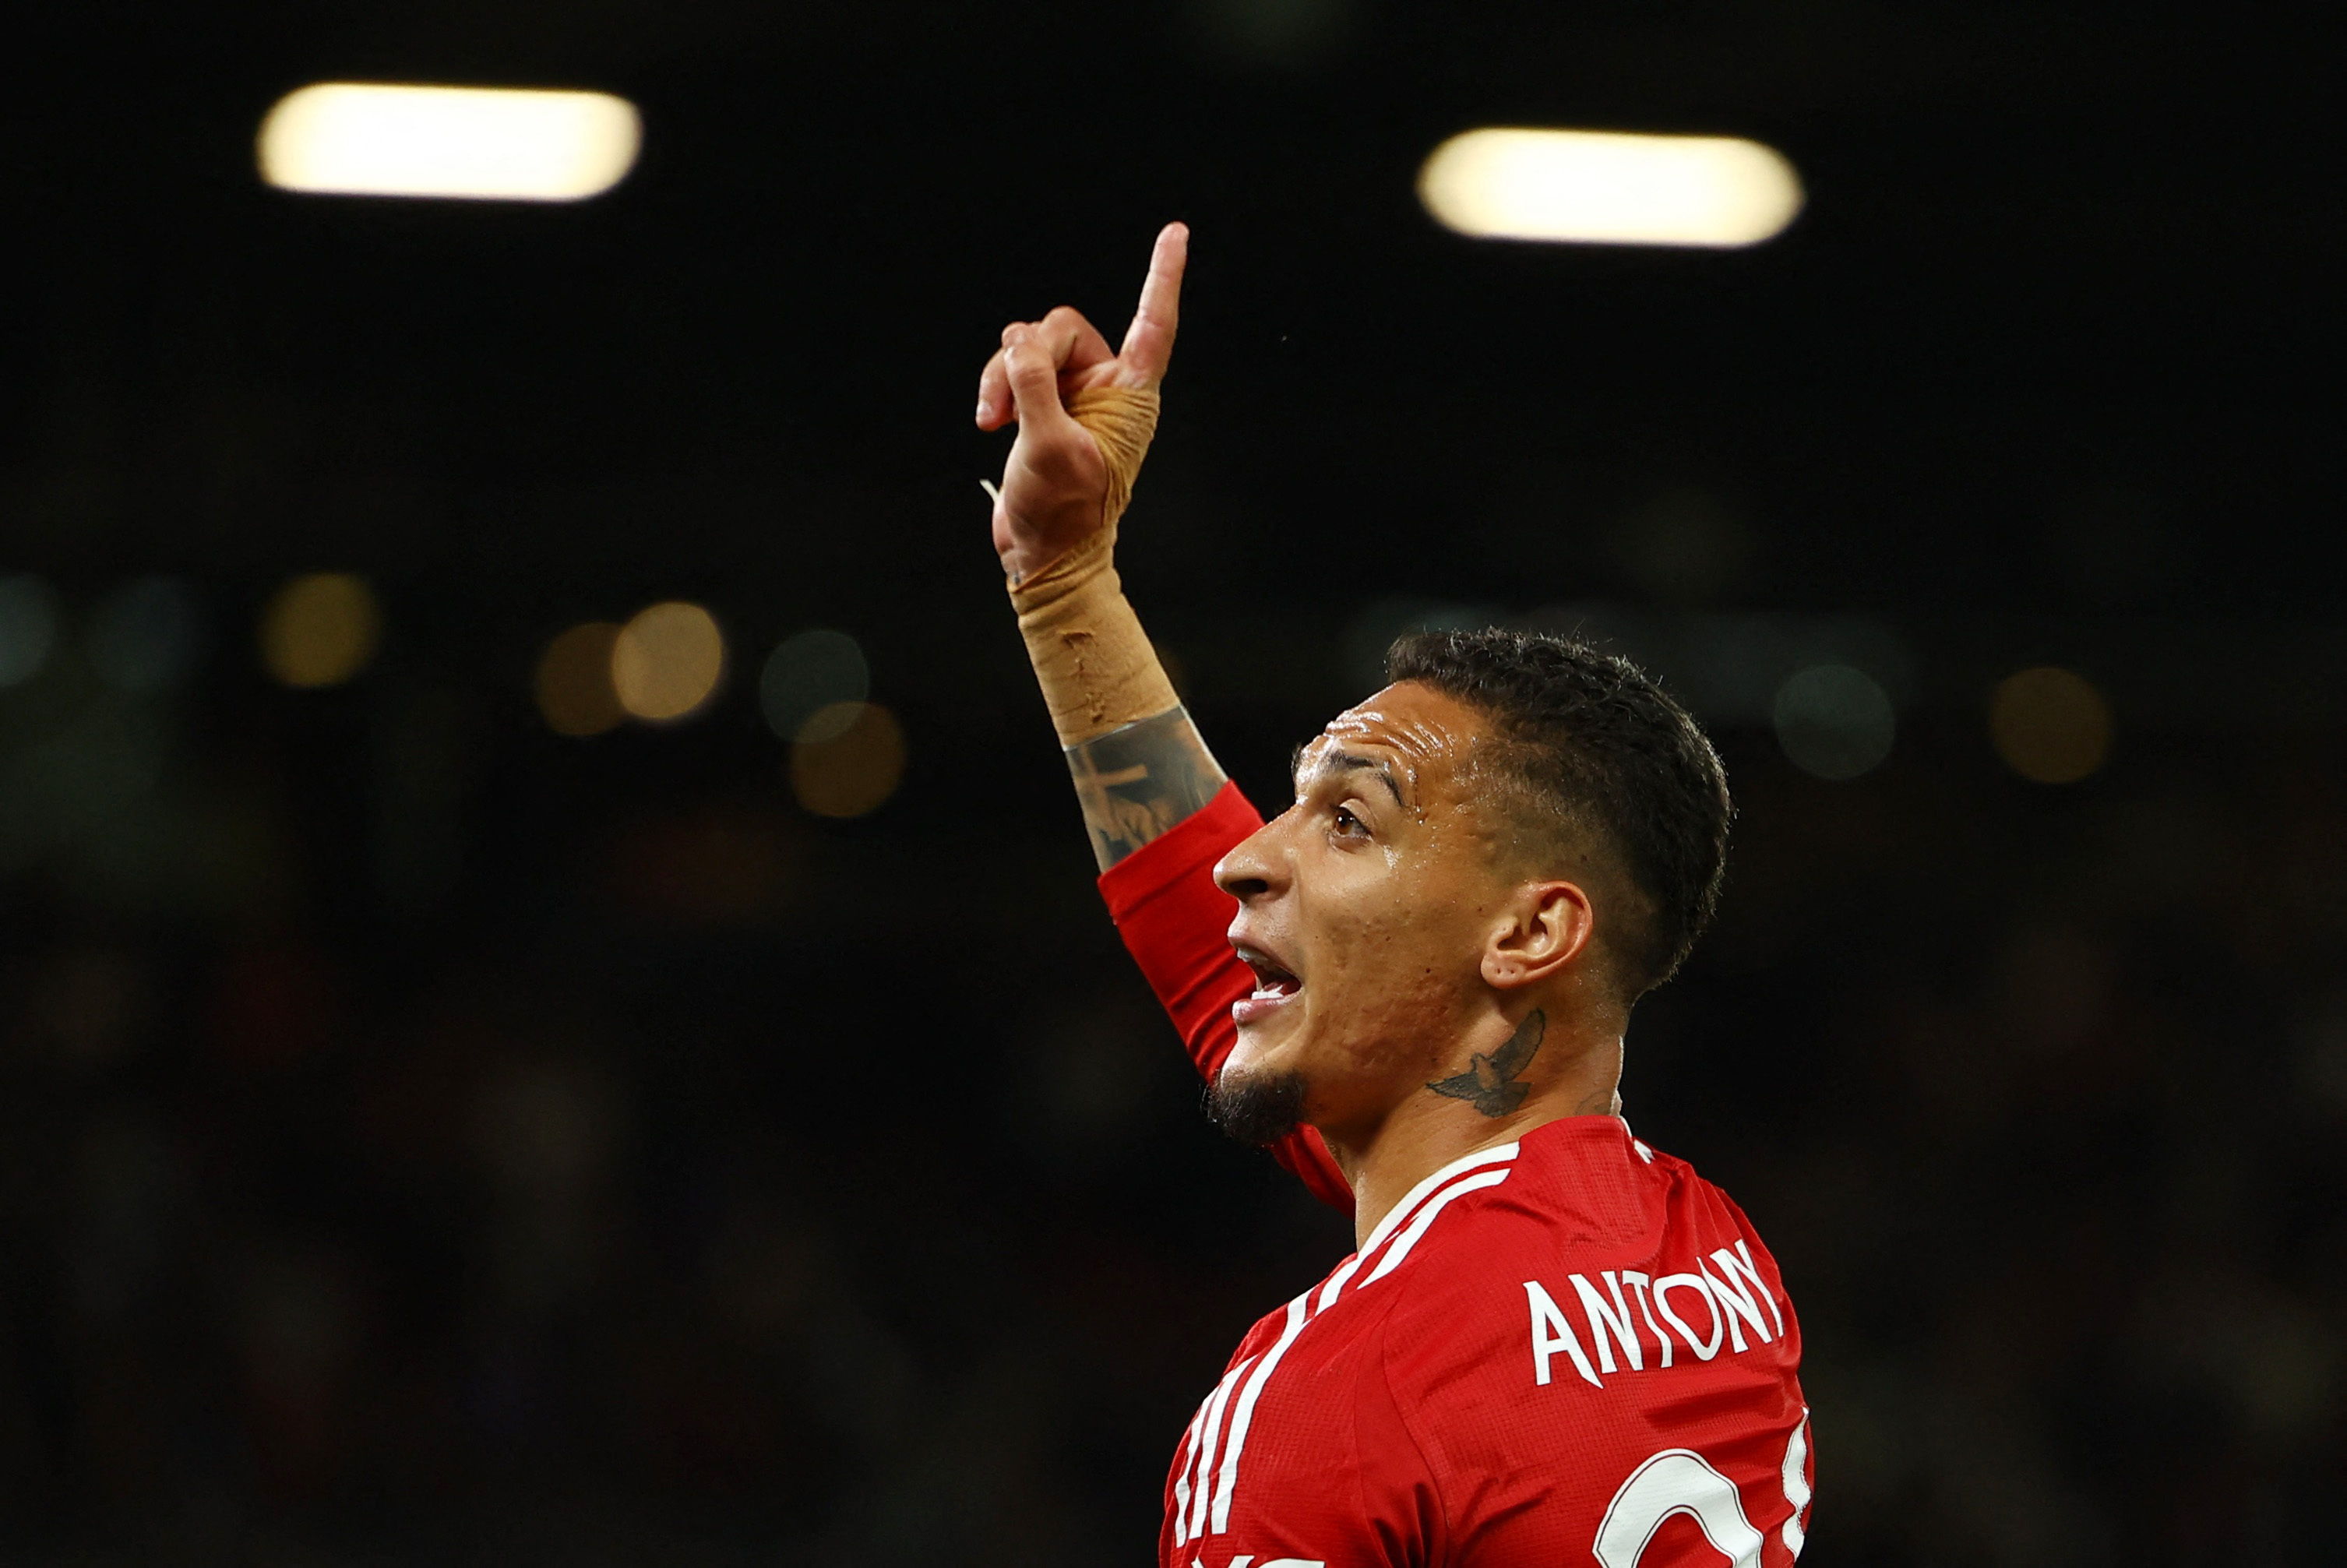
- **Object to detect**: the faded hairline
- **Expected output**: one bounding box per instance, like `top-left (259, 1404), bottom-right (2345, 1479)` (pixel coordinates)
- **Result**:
top-left (1457, 727), bottom-right (1657, 1009)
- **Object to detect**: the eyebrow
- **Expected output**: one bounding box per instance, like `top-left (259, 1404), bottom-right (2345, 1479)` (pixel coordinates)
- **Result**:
top-left (1295, 746), bottom-right (1406, 805)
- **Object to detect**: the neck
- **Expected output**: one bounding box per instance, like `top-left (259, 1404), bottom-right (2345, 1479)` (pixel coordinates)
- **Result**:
top-left (1324, 1010), bottom-right (1623, 1251)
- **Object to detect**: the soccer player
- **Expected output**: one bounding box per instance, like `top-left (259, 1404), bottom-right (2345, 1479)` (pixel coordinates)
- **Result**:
top-left (974, 225), bottom-right (1813, 1567)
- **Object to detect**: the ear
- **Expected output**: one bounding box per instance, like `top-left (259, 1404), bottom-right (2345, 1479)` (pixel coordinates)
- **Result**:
top-left (1480, 879), bottom-right (1596, 992)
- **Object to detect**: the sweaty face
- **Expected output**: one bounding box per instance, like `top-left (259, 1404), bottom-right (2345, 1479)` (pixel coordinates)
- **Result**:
top-left (1211, 682), bottom-right (1514, 1147)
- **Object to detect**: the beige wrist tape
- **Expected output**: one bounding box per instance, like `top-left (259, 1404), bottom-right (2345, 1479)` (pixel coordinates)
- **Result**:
top-left (1069, 383), bottom-right (1159, 533)
top-left (1010, 384), bottom-right (1178, 746)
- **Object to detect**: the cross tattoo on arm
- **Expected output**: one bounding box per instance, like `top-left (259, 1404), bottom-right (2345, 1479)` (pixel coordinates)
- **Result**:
top-left (1063, 706), bottom-right (1230, 870)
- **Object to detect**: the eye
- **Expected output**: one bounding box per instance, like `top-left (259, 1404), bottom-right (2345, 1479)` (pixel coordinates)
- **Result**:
top-left (1330, 804), bottom-right (1368, 838)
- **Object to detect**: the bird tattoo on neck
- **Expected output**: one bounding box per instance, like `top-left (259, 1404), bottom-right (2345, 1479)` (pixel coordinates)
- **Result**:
top-left (1427, 1010), bottom-right (1545, 1117)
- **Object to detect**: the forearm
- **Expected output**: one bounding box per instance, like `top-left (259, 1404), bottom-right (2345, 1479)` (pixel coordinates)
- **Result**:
top-left (1009, 520), bottom-right (1228, 869)
top-left (1065, 706), bottom-right (1228, 870)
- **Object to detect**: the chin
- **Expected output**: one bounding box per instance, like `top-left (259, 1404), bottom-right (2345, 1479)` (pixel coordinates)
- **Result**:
top-left (1224, 1027), bottom-right (1274, 1080)
top-left (1207, 1061), bottom-right (1309, 1147)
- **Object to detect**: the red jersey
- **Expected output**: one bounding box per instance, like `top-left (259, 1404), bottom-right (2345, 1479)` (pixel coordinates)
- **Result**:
top-left (1099, 784), bottom-right (1814, 1568)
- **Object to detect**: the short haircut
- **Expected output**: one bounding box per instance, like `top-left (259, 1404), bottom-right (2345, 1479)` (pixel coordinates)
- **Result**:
top-left (1386, 629), bottom-right (1731, 1000)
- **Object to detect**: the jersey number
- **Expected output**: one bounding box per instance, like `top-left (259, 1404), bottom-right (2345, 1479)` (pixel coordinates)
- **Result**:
top-left (1592, 1414), bottom-right (1810, 1567)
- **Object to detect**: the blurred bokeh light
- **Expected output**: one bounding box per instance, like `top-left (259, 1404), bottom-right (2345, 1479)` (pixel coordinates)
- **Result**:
top-left (759, 629), bottom-right (870, 743)
top-left (257, 83), bottom-right (641, 202)
top-left (258, 573), bottom-right (382, 689)
top-left (1418, 129), bottom-right (1803, 247)
top-left (0, 575), bottom-right (60, 686)
top-left (534, 622), bottom-right (626, 735)
top-left (1772, 664), bottom-right (1896, 780)
top-left (611, 602), bottom-right (725, 723)
top-left (789, 702), bottom-right (905, 818)
top-left (1989, 665), bottom-right (2115, 783)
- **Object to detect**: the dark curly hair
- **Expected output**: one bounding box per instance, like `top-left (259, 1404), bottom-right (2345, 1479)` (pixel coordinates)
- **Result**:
top-left (1386, 629), bottom-right (1731, 999)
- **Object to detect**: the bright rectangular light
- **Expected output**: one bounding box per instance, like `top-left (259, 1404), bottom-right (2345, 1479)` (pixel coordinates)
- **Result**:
top-left (258, 83), bottom-right (640, 202)
top-left (1418, 128), bottom-right (1803, 248)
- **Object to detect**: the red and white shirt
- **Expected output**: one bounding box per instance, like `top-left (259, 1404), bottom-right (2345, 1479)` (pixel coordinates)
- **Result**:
top-left (1100, 784), bottom-right (1814, 1568)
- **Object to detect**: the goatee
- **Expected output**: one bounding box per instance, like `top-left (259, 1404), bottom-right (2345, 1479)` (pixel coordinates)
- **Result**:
top-left (1206, 1065), bottom-right (1307, 1147)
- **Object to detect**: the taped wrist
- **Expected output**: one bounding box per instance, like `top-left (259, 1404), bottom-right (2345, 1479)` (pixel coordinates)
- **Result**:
top-left (1008, 382), bottom-right (1176, 746)
top-left (1010, 524), bottom-right (1179, 746)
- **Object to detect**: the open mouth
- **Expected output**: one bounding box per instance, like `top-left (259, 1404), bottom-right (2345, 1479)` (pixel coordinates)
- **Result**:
top-left (1232, 943), bottom-right (1302, 1024)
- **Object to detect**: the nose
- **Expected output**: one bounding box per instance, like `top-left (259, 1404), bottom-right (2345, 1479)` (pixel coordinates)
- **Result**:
top-left (1214, 815), bottom-right (1288, 902)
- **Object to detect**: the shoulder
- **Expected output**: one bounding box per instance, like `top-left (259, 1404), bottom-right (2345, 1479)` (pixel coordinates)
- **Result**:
top-left (1362, 1120), bottom-right (1807, 1479)
top-left (1257, 1121), bottom-right (1814, 1565)
top-left (1191, 1125), bottom-right (1810, 1565)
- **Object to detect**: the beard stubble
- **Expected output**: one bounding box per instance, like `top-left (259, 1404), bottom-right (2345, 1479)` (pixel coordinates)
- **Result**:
top-left (1205, 1064), bottom-right (1309, 1147)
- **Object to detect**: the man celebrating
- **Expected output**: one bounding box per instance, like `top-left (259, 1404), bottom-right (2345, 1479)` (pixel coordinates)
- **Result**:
top-left (974, 225), bottom-right (1813, 1566)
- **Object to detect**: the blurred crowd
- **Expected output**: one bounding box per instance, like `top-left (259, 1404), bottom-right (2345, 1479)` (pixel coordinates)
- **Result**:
top-left (2, 576), bottom-right (2341, 1563)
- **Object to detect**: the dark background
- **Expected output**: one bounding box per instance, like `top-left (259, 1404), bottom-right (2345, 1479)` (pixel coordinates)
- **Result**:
top-left (4, 0), bottom-right (2344, 1561)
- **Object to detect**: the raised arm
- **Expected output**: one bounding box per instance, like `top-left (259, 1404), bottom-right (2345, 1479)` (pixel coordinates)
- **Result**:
top-left (973, 223), bottom-right (1227, 869)
top-left (974, 227), bottom-right (1350, 1208)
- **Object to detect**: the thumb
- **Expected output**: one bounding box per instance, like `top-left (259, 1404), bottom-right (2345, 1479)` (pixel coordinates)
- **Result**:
top-left (1002, 328), bottom-right (1081, 442)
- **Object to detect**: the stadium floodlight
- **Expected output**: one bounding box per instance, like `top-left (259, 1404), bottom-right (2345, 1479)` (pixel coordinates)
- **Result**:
top-left (257, 83), bottom-right (641, 202)
top-left (1418, 128), bottom-right (1803, 248)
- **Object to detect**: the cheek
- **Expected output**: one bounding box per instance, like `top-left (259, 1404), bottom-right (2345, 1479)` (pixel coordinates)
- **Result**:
top-left (1296, 862), bottom-right (1482, 1028)
top-left (1313, 844), bottom-right (1482, 948)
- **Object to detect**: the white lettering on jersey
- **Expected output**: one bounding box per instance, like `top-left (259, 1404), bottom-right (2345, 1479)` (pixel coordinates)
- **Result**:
top-left (1570, 1271), bottom-right (1646, 1375)
top-left (1651, 1273), bottom-right (1725, 1360)
top-left (1522, 1280), bottom-right (1601, 1387)
top-left (1525, 1236), bottom-right (1786, 1387)
top-left (1711, 1241), bottom-right (1785, 1337)
top-left (1622, 1270), bottom-right (1672, 1369)
top-left (1701, 1254), bottom-right (1774, 1354)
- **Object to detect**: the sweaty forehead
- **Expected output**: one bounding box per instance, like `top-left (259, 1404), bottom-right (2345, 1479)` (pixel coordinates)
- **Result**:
top-left (1300, 682), bottom-right (1492, 776)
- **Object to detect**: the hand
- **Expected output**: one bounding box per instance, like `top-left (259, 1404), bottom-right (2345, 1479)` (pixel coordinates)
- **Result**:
top-left (975, 222), bottom-right (1187, 582)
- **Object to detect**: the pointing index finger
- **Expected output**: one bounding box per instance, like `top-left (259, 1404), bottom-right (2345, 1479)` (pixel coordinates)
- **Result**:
top-left (1116, 222), bottom-right (1187, 386)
